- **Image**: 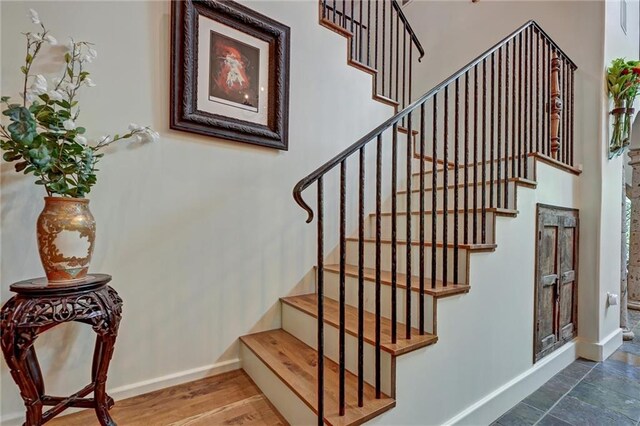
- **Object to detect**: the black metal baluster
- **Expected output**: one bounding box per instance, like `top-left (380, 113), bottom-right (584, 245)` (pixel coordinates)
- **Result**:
top-left (333, 0), bottom-right (337, 23)
top-left (394, 14), bottom-right (399, 101)
top-left (454, 79), bottom-right (460, 285)
top-left (504, 41), bottom-right (510, 209)
top-left (542, 41), bottom-right (548, 156)
top-left (409, 43), bottom-right (413, 105)
top-left (473, 65), bottom-right (478, 244)
top-left (350, 0), bottom-right (355, 55)
top-left (381, 0), bottom-right (385, 95)
top-left (570, 69), bottom-right (575, 166)
top-left (342, 0), bottom-right (347, 27)
top-left (419, 103), bottom-right (426, 331)
top-left (358, 0), bottom-right (363, 63)
top-left (481, 59), bottom-right (487, 244)
top-left (464, 73), bottom-right (470, 244)
top-left (389, 7), bottom-right (394, 99)
top-left (323, 0), bottom-right (327, 19)
top-left (358, 147), bottom-right (365, 408)
top-left (339, 160), bottom-right (346, 417)
top-left (536, 29), bottom-right (540, 154)
top-left (432, 96), bottom-right (438, 290)
top-left (527, 27), bottom-right (533, 176)
top-left (375, 134), bottom-right (382, 399)
top-left (490, 53), bottom-right (495, 208)
top-left (405, 112), bottom-right (412, 339)
top-left (511, 40), bottom-right (516, 185)
top-left (391, 124), bottom-right (398, 343)
top-left (316, 177), bottom-right (324, 426)
top-left (564, 61), bottom-right (569, 164)
top-left (403, 27), bottom-right (407, 110)
top-left (518, 32), bottom-right (523, 178)
top-left (443, 86), bottom-right (449, 284)
top-left (497, 47), bottom-right (503, 209)
top-left (523, 29), bottom-right (529, 179)
top-left (367, 0), bottom-right (371, 67)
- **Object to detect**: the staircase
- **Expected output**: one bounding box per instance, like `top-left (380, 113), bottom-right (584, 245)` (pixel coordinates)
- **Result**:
top-left (240, 3), bottom-right (580, 425)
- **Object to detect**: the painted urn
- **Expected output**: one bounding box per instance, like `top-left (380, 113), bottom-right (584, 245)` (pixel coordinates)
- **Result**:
top-left (36, 197), bottom-right (96, 284)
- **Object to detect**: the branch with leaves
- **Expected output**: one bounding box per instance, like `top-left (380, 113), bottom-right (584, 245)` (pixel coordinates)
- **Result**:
top-left (0, 9), bottom-right (158, 197)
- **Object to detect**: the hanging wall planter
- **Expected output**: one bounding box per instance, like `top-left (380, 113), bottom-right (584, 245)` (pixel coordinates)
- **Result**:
top-left (609, 104), bottom-right (634, 159)
top-left (607, 59), bottom-right (640, 159)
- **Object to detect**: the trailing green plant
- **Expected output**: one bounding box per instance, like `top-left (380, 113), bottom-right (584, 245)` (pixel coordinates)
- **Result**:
top-left (0, 9), bottom-right (158, 197)
top-left (607, 58), bottom-right (640, 158)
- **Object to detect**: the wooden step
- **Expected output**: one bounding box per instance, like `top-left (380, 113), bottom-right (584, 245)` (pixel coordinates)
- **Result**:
top-left (345, 236), bottom-right (496, 252)
top-left (324, 264), bottom-right (470, 298)
top-left (397, 177), bottom-right (537, 194)
top-left (240, 329), bottom-right (395, 426)
top-left (282, 294), bottom-right (438, 356)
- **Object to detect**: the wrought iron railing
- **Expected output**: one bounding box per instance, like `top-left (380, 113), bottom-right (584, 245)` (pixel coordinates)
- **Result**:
top-left (321, 0), bottom-right (425, 110)
top-left (293, 20), bottom-right (576, 423)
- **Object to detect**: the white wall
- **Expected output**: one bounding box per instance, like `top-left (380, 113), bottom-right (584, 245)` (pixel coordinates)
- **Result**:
top-left (0, 1), bottom-right (396, 422)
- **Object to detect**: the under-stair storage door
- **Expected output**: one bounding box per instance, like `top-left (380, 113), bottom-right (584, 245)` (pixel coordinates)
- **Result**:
top-left (534, 205), bottom-right (579, 363)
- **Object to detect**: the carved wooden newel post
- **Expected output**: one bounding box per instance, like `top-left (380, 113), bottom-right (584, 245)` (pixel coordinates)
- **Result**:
top-left (627, 148), bottom-right (640, 311)
top-left (550, 53), bottom-right (563, 158)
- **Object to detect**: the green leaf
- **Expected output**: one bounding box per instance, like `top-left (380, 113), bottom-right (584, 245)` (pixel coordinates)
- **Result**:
top-left (3, 151), bottom-right (21, 162)
top-left (1, 96), bottom-right (10, 103)
top-left (67, 67), bottom-right (73, 78)
top-left (76, 127), bottom-right (86, 134)
top-left (14, 161), bottom-right (28, 172)
top-left (20, 66), bottom-right (28, 75)
top-left (25, 53), bottom-right (33, 64)
top-left (64, 52), bottom-right (71, 63)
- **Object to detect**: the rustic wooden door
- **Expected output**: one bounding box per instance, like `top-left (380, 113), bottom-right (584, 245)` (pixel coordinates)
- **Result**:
top-left (534, 205), bottom-right (578, 362)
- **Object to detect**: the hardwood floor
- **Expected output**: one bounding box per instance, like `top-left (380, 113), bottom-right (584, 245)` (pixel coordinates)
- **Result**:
top-left (48, 370), bottom-right (288, 426)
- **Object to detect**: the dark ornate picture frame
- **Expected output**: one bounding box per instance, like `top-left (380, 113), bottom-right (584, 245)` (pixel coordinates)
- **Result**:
top-left (171, 0), bottom-right (290, 150)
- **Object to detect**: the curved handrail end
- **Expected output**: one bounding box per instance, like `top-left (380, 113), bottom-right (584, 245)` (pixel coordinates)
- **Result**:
top-left (293, 187), bottom-right (315, 223)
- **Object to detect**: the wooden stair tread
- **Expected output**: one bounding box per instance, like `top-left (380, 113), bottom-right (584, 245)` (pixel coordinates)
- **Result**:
top-left (282, 294), bottom-right (438, 356)
top-left (240, 329), bottom-right (395, 426)
top-left (346, 236), bottom-right (496, 251)
top-left (398, 177), bottom-right (536, 194)
top-left (373, 207), bottom-right (518, 217)
top-left (325, 264), bottom-right (470, 297)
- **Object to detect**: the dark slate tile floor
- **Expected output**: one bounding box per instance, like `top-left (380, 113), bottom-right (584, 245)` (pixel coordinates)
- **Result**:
top-left (493, 309), bottom-right (640, 426)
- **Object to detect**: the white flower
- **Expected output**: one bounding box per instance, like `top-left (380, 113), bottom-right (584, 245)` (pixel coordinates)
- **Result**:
top-left (63, 119), bottom-right (76, 131)
top-left (144, 128), bottom-right (160, 143)
top-left (65, 39), bottom-right (75, 52)
top-left (97, 135), bottom-right (112, 145)
top-left (75, 135), bottom-right (87, 145)
top-left (28, 32), bottom-right (42, 42)
top-left (44, 34), bottom-right (57, 45)
top-left (83, 77), bottom-right (96, 87)
top-left (47, 90), bottom-right (64, 101)
top-left (88, 48), bottom-right (97, 59)
top-left (29, 9), bottom-right (40, 25)
top-left (30, 74), bottom-right (47, 95)
top-left (25, 90), bottom-right (36, 103)
top-left (128, 123), bottom-right (144, 132)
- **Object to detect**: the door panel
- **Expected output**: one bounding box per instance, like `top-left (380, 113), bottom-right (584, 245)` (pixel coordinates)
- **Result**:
top-left (535, 205), bottom-right (579, 362)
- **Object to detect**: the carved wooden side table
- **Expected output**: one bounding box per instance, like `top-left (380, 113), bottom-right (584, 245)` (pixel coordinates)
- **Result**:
top-left (0, 274), bottom-right (122, 426)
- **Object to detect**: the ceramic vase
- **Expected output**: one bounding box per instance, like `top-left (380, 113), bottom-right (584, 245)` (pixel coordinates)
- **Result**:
top-left (36, 197), bottom-right (96, 284)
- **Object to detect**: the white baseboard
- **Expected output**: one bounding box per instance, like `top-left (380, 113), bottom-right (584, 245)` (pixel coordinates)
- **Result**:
top-left (444, 342), bottom-right (577, 426)
top-left (0, 358), bottom-right (241, 426)
top-left (577, 328), bottom-right (623, 361)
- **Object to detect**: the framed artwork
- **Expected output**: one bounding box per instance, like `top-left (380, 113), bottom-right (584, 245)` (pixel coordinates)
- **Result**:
top-left (171, 0), bottom-right (290, 150)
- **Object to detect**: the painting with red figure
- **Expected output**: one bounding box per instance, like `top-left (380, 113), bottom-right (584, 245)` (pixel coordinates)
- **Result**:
top-left (209, 30), bottom-right (260, 112)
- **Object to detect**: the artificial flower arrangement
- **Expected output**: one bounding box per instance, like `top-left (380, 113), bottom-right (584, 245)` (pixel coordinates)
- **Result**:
top-left (607, 58), bottom-right (640, 158)
top-left (0, 9), bottom-right (158, 283)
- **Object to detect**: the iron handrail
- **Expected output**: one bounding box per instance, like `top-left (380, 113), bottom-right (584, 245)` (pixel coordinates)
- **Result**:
top-left (292, 20), bottom-right (574, 222)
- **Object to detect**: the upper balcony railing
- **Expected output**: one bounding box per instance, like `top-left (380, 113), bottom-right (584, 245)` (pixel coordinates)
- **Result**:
top-left (321, 0), bottom-right (425, 111)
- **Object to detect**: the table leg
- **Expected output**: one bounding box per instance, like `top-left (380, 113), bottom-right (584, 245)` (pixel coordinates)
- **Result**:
top-left (1, 330), bottom-right (44, 426)
top-left (92, 334), bottom-right (117, 426)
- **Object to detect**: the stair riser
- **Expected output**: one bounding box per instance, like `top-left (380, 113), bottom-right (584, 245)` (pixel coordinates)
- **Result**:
top-left (240, 343), bottom-right (316, 425)
top-left (368, 212), bottom-right (495, 243)
top-left (393, 182), bottom-right (517, 211)
top-left (323, 270), bottom-right (436, 334)
top-left (411, 160), bottom-right (529, 187)
top-left (345, 240), bottom-right (469, 284)
top-left (282, 303), bottom-right (394, 397)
